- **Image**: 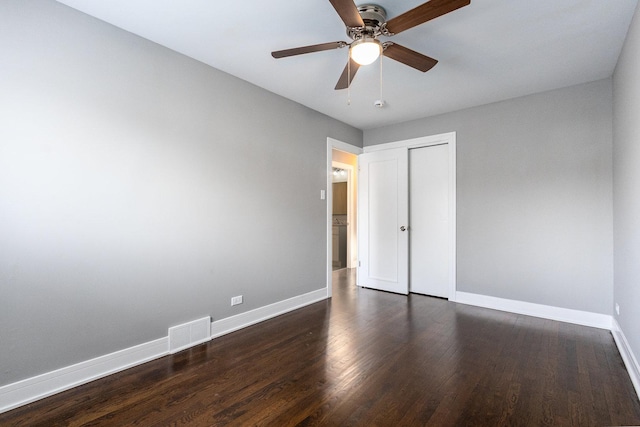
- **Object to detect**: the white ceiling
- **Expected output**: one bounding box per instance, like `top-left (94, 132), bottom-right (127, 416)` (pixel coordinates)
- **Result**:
top-left (55, 0), bottom-right (638, 130)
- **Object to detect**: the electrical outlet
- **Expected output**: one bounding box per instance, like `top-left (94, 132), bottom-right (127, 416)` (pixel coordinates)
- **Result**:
top-left (231, 295), bottom-right (243, 306)
top-left (615, 303), bottom-right (620, 316)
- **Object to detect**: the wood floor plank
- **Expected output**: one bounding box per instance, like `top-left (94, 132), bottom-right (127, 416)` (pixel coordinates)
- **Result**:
top-left (2, 268), bottom-right (640, 426)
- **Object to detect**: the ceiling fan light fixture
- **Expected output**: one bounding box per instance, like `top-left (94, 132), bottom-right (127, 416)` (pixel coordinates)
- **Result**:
top-left (350, 37), bottom-right (381, 65)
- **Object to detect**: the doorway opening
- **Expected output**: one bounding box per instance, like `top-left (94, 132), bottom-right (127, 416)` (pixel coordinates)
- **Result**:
top-left (327, 138), bottom-right (362, 298)
top-left (331, 161), bottom-right (353, 271)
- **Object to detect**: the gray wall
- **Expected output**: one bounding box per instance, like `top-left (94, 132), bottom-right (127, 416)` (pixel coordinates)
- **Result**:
top-left (0, 0), bottom-right (362, 386)
top-left (365, 79), bottom-right (614, 315)
top-left (613, 2), bottom-right (640, 367)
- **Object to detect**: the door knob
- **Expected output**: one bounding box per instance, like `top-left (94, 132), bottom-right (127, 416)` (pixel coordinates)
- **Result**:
top-left (400, 226), bottom-right (406, 231)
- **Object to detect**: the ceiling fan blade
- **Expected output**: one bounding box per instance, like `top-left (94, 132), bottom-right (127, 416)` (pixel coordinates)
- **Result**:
top-left (328, 0), bottom-right (364, 28)
top-left (335, 58), bottom-right (361, 90)
top-left (272, 41), bottom-right (347, 59)
top-left (383, 43), bottom-right (438, 72)
top-left (385, 0), bottom-right (470, 35)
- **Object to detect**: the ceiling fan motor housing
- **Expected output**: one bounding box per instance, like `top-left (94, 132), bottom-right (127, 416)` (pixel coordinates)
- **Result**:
top-left (347, 4), bottom-right (387, 40)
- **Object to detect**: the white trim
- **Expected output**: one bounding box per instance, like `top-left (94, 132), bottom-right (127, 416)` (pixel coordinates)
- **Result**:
top-left (363, 132), bottom-right (456, 153)
top-left (327, 138), bottom-right (363, 298)
top-left (0, 337), bottom-right (168, 414)
top-left (329, 138), bottom-right (363, 156)
top-left (448, 136), bottom-right (457, 302)
top-left (362, 132), bottom-right (457, 300)
top-left (210, 288), bottom-right (327, 339)
top-left (2, 289), bottom-right (636, 412)
top-left (612, 318), bottom-right (640, 399)
top-left (0, 288), bottom-right (328, 414)
top-left (456, 291), bottom-right (613, 330)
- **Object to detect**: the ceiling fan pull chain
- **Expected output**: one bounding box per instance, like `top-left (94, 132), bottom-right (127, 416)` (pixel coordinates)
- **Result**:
top-left (374, 53), bottom-right (385, 108)
top-left (380, 53), bottom-right (383, 102)
top-left (347, 50), bottom-right (351, 105)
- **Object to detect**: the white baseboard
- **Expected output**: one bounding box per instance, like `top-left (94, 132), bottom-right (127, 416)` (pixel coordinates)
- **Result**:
top-left (455, 291), bottom-right (613, 330)
top-left (210, 288), bottom-right (328, 338)
top-left (5, 288), bottom-right (628, 414)
top-left (612, 318), bottom-right (640, 399)
top-left (0, 337), bottom-right (168, 414)
top-left (455, 292), bottom-right (639, 401)
top-left (0, 288), bottom-right (329, 415)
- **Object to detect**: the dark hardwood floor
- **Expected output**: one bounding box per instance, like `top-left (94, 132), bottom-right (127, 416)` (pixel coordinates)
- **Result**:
top-left (2, 269), bottom-right (640, 426)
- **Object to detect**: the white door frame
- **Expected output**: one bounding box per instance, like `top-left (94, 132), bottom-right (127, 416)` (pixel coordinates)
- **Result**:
top-left (327, 138), bottom-right (363, 298)
top-left (363, 132), bottom-right (457, 301)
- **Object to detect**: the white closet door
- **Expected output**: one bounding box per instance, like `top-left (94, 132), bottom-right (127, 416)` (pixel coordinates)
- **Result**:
top-left (358, 148), bottom-right (409, 295)
top-left (409, 145), bottom-right (449, 297)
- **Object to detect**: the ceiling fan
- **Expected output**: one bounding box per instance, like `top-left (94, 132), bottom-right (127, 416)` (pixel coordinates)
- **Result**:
top-left (271, 0), bottom-right (471, 90)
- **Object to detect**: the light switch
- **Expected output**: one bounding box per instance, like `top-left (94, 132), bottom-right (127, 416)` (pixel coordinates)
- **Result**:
top-left (321, 190), bottom-right (326, 200)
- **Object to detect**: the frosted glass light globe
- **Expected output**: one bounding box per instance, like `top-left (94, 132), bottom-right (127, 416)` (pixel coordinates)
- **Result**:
top-left (350, 38), bottom-right (382, 65)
